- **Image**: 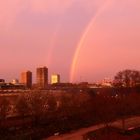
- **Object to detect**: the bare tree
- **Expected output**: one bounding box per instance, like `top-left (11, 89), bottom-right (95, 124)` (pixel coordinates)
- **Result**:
top-left (0, 97), bottom-right (10, 128)
top-left (16, 94), bottom-right (30, 117)
top-left (27, 91), bottom-right (48, 125)
top-left (15, 94), bottom-right (30, 127)
top-left (94, 95), bottom-right (117, 128)
top-left (114, 69), bottom-right (140, 87)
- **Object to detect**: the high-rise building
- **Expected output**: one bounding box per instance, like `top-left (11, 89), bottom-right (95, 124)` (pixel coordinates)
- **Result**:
top-left (20, 71), bottom-right (32, 89)
top-left (36, 66), bottom-right (48, 89)
top-left (51, 74), bottom-right (60, 84)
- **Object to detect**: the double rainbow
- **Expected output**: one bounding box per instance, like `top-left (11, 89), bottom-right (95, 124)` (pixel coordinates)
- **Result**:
top-left (70, 0), bottom-right (113, 82)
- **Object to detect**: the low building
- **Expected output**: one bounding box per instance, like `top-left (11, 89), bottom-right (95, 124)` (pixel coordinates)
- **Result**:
top-left (51, 74), bottom-right (60, 84)
top-left (11, 79), bottom-right (19, 85)
top-left (0, 79), bottom-right (5, 84)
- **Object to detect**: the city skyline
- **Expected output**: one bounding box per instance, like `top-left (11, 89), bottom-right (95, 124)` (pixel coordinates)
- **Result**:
top-left (0, 0), bottom-right (140, 82)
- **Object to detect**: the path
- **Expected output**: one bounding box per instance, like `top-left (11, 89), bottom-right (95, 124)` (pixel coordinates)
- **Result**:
top-left (45, 116), bottom-right (140, 140)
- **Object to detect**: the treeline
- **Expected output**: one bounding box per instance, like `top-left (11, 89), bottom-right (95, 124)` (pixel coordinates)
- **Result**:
top-left (0, 89), bottom-right (140, 139)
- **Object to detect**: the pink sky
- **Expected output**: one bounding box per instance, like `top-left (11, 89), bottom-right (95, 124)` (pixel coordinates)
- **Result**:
top-left (0, 0), bottom-right (140, 83)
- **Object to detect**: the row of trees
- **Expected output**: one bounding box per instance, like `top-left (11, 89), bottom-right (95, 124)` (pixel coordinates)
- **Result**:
top-left (0, 89), bottom-right (140, 139)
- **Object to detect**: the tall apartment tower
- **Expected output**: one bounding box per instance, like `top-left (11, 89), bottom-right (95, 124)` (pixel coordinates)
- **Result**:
top-left (36, 66), bottom-right (48, 89)
top-left (51, 74), bottom-right (60, 84)
top-left (20, 71), bottom-right (32, 89)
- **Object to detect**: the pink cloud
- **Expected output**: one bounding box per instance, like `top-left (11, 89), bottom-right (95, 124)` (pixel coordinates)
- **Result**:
top-left (0, 0), bottom-right (27, 30)
top-left (29, 0), bottom-right (75, 14)
top-left (0, 0), bottom-right (111, 30)
top-left (0, 0), bottom-right (75, 31)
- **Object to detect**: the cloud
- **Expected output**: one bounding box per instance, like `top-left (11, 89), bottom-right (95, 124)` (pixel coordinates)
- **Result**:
top-left (0, 0), bottom-right (110, 30)
top-left (29, 0), bottom-right (75, 14)
top-left (0, 0), bottom-right (75, 30)
top-left (0, 0), bottom-right (27, 30)
top-left (77, 0), bottom-right (108, 13)
top-left (29, 0), bottom-right (108, 15)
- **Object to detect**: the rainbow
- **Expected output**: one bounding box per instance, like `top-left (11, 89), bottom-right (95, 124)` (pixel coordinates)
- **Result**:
top-left (46, 24), bottom-right (61, 66)
top-left (70, 0), bottom-right (113, 83)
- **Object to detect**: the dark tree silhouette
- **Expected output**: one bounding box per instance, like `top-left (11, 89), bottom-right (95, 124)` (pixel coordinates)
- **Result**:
top-left (27, 91), bottom-right (48, 125)
top-left (16, 94), bottom-right (30, 117)
top-left (114, 69), bottom-right (140, 87)
top-left (0, 98), bottom-right (10, 128)
top-left (15, 94), bottom-right (30, 128)
top-left (94, 96), bottom-right (117, 128)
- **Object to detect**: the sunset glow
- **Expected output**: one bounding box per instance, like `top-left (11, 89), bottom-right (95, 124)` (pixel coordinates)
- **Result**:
top-left (0, 0), bottom-right (140, 83)
top-left (70, 0), bottom-right (113, 82)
